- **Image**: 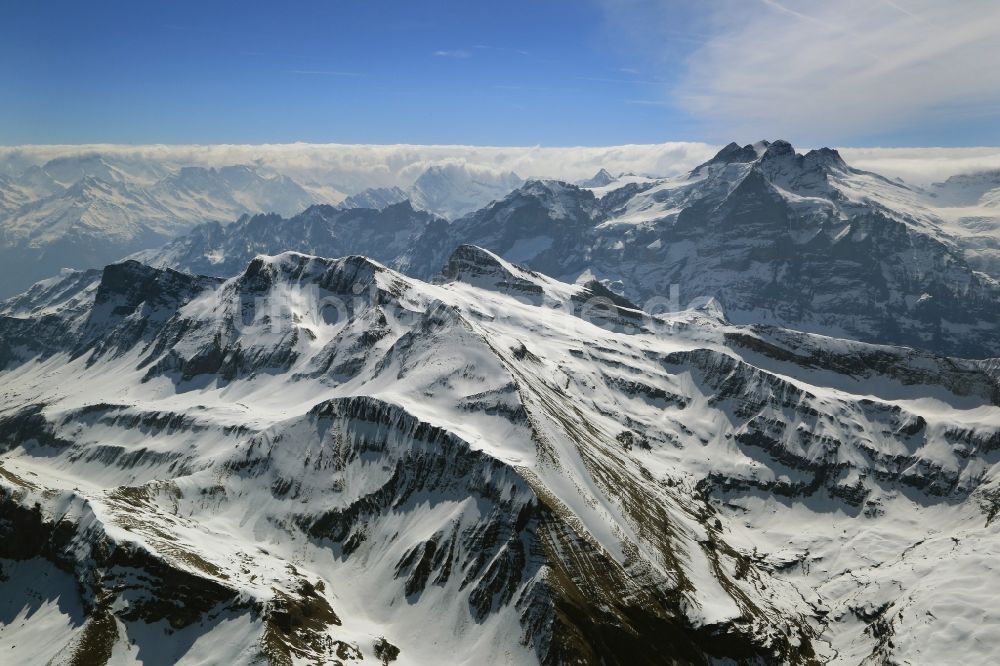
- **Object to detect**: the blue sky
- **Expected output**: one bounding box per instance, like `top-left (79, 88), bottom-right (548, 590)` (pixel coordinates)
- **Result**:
top-left (4, 0), bottom-right (695, 145)
top-left (4, 0), bottom-right (1000, 147)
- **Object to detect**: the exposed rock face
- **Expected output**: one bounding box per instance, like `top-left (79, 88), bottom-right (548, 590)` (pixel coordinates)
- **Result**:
top-left (133, 201), bottom-right (446, 281)
top-left (1, 247), bottom-right (999, 664)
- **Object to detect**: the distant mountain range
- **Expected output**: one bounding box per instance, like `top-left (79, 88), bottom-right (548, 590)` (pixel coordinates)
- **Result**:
top-left (0, 155), bottom-right (526, 297)
top-left (132, 201), bottom-right (444, 278)
top-left (0, 156), bottom-right (322, 297)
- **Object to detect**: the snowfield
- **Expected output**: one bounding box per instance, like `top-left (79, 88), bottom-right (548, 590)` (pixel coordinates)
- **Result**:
top-left (1, 244), bottom-right (999, 665)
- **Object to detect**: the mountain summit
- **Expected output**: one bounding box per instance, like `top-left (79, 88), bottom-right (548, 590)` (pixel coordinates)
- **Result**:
top-left (577, 168), bottom-right (617, 188)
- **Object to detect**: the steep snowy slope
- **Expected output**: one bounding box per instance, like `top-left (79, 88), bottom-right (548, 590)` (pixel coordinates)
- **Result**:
top-left (1, 247), bottom-right (999, 665)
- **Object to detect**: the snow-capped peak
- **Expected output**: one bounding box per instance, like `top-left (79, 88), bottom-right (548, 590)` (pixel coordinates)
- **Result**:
top-left (760, 138), bottom-right (795, 159)
top-left (697, 139), bottom-right (847, 176)
top-left (577, 168), bottom-right (617, 188)
top-left (703, 141), bottom-right (763, 166)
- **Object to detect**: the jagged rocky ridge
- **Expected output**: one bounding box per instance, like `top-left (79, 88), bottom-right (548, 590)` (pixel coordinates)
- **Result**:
top-left (132, 201), bottom-right (446, 280)
top-left (1, 246), bottom-right (999, 664)
top-left (139, 141), bottom-right (1000, 359)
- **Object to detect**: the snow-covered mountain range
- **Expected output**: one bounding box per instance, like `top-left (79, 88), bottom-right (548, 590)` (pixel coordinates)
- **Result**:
top-left (0, 155), bottom-right (524, 298)
top-left (337, 186), bottom-right (409, 211)
top-left (929, 169), bottom-right (1000, 207)
top-left (137, 141), bottom-right (1000, 358)
top-left (576, 168), bottom-right (617, 188)
top-left (2, 245), bottom-right (998, 665)
top-left (3, 141), bottom-right (1000, 665)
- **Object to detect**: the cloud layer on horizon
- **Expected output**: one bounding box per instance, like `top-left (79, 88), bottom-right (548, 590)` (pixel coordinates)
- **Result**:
top-left (0, 143), bottom-right (720, 191)
top-left (4, 142), bottom-right (1000, 188)
top-left (839, 146), bottom-right (1000, 184)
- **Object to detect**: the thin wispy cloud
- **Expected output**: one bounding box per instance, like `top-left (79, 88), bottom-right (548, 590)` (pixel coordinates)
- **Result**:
top-left (599, 0), bottom-right (1000, 144)
top-left (433, 50), bottom-right (472, 58)
top-left (756, 0), bottom-right (834, 27)
top-left (625, 99), bottom-right (672, 107)
top-left (241, 50), bottom-right (365, 63)
top-left (474, 44), bottom-right (531, 56)
top-left (287, 70), bottom-right (363, 77)
top-left (879, 0), bottom-right (919, 18)
top-left (577, 76), bottom-right (666, 86)
top-left (494, 85), bottom-right (553, 92)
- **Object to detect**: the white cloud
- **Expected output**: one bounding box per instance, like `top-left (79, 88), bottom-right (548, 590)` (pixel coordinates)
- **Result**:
top-left (0, 142), bottom-right (721, 191)
top-left (603, 0), bottom-right (1000, 144)
top-left (433, 50), bottom-right (472, 58)
top-left (695, 0), bottom-right (1000, 141)
top-left (7, 142), bottom-right (1000, 190)
top-left (838, 146), bottom-right (1000, 184)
